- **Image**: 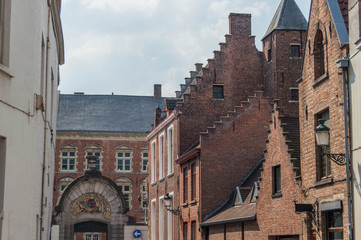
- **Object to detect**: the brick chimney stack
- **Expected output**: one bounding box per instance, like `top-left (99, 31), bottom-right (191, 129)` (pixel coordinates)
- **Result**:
top-left (229, 13), bottom-right (251, 37)
top-left (154, 106), bottom-right (162, 127)
top-left (154, 84), bottom-right (162, 99)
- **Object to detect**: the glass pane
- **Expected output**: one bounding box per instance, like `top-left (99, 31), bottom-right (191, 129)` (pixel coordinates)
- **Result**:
top-left (118, 152), bottom-right (123, 157)
top-left (143, 160), bottom-right (148, 171)
top-left (62, 152), bottom-right (67, 157)
top-left (62, 160), bottom-right (68, 170)
top-left (125, 160), bottom-right (130, 170)
top-left (125, 152), bottom-right (130, 157)
top-left (69, 152), bottom-right (75, 157)
top-left (95, 152), bottom-right (100, 157)
top-left (124, 185), bottom-right (130, 192)
top-left (118, 160), bottom-right (123, 170)
top-left (143, 152), bottom-right (148, 157)
top-left (329, 232), bottom-right (343, 240)
top-left (328, 211), bottom-right (343, 228)
top-left (87, 152), bottom-right (92, 156)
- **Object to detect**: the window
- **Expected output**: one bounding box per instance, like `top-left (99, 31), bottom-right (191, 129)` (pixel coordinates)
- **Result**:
top-left (291, 88), bottom-right (299, 101)
top-left (151, 140), bottom-right (156, 183)
top-left (85, 233), bottom-right (99, 240)
top-left (116, 152), bottom-right (132, 172)
top-left (191, 163), bottom-right (196, 200)
top-left (314, 29), bottom-right (325, 80)
top-left (159, 198), bottom-right (165, 240)
top-left (86, 150), bottom-right (101, 171)
top-left (61, 150), bottom-right (76, 171)
top-left (167, 194), bottom-right (173, 240)
top-left (142, 152), bottom-right (148, 172)
top-left (183, 222), bottom-right (188, 240)
top-left (191, 221), bottom-right (196, 240)
top-left (316, 110), bottom-right (331, 179)
top-left (140, 179), bottom-right (148, 209)
top-left (0, 136), bottom-right (6, 236)
top-left (326, 211), bottom-right (343, 240)
top-left (267, 48), bottom-right (272, 62)
top-left (159, 134), bottom-right (165, 179)
top-left (59, 177), bottom-right (74, 193)
top-left (151, 199), bottom-right (157, 240)
top-left (273, 165), bottom-right (281, 195)
top-left (291, 45), bottom-right (300, 58)
top-left (213, 85), bottom-right (224, 99)
top-left (115, 177), bottom-right (132, 209)
top-left (167, 126), bottom-right (174, 175)
top-left (183, 167), bottom-right (188, 203)
top-left (269, 236), bottom-right (299, 240)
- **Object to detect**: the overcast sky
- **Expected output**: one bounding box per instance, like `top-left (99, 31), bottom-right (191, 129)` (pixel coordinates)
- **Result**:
top-left (59, 0), bottom-right (311, 97)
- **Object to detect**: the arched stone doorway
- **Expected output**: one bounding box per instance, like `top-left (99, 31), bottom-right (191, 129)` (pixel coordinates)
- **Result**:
top-left (54, 173), bottom-right (128, 240)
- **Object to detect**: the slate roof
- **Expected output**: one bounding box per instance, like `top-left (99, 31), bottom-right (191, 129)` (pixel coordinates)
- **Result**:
top-left (263, 0), bottom-right (308, 39)
top-left (327, 0), bottom-right (349, 46)
top-left (57, 94), bottom-right (164, 133)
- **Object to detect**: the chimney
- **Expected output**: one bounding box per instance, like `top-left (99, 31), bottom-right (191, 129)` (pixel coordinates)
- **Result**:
top-left (154, 106), bottom-right (162, 127)
top-left (195, 63), bottom-right (203, 73)
top-left (229, 13), bottom-right (251, 36)
top-left (154, 84), bottom-right (162, 99)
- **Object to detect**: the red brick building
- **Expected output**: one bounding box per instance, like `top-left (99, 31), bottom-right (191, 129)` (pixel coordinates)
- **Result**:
top-left (53, 89), bottom-right (164, 240)
top-left (298, 0), bottom-right (351, 238)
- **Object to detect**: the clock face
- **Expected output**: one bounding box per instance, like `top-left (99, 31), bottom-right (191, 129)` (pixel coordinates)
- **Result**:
top-left (87, 199), bottom-right (97, 209)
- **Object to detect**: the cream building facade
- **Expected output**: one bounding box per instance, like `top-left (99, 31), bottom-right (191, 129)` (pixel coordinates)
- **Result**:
top-left (349, 0), bottom-right (361, 238)
top-left (0, 0), bottom-right (64, 239)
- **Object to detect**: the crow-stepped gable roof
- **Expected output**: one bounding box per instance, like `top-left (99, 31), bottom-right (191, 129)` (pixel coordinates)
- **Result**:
top-left (57, 94), bottom-right (164, 134)
top-left (263, 0), bottom-right (308, 39)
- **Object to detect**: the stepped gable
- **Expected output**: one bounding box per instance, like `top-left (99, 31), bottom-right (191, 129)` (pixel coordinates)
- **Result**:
top-left (175, 63), bottom-right (203, 98)
top-left (263, 100), bottom-right (301, 179)
top-left (263, 0), bottom-right (308, 40)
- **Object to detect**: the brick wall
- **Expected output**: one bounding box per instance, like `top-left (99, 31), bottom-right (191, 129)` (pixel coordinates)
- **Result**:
top-left (53, 132), bottom-right (149, 223)
top-left (176, 13), bottom-right (264, 154)
top-left (299, 0), bottom-right (350, 238)
top-left (199, 92), bottom-right (271, 221)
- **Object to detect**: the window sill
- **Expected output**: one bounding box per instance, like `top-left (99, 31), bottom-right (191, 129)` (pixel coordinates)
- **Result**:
top-left (0, 64), bottom-right (13, 78)
top-left (312, 73), bottom-right (329, 87)
top-left (272, 192), bottom-right (282, 199)
top-left (190, 200), bottom-right (197, 205)
top-left (355, 37), bottom-right (361, 51)
top-left (182, 202), bottom-right (189, 207)
top-left (151, 182), bottom-right (157, 186)
top-left (167, 173), bottom-right (174, 178)
top-left (314, 177), bottom-right (333, 187)
top-left (212, 98), bottom-right (224, 100)
top-left (159, 177), bottom-right (165, 182)
top-left (288, 100), bottom-right (299, 103)
top-left (289, 57), bottom-right (302, 60)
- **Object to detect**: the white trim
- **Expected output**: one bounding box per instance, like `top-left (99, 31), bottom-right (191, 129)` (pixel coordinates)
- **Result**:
top-left (159, 197), bottom-right (165, 240)
top-left (158, 133), bottom-right (165, 179)
top-left (151, 199), bottom-right (157, 240)
top-left (167, 126), bottom-right (174, 175)
top-left (167, 192), bottom-right (174, 240)
top-left (151, 140), bottom-right (157, 183)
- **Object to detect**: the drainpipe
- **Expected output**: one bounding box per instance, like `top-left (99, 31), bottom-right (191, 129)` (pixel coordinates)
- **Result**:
top-left (336, 56), bottom-right (353, 240)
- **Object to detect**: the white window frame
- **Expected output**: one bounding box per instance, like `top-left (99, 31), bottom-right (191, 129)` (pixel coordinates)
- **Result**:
top-left (116, 151), bottom-right (132, 172)
top-left (141, 151), bottom-right (148, 173)
top-left (159, 133), bottom-right (165, 179)
top-left (167, 192), bottom-right (174, 240)
top-left (151, 199), bottom-right (157, 240)
top-left (151, 140), bottom-right (157, 183)
top-left (115, 177), bottom-right (132, 209)
top-left (159, 196), bottom-right (165, 240)
top-left (167, 126), bottom-right (174, 175)
top-left (140, 179), bottom-right (148, 209)
top-left (60, 150), bottom-right (76, 172)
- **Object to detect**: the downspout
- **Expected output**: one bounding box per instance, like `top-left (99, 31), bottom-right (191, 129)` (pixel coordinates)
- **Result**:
top-left (336, 56), bottom-right (353, 240)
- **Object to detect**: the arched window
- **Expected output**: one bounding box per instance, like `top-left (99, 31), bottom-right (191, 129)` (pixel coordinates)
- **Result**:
top-left (58, 177), bottom-right (74, 193)
top-left (314, 29), bottom-right (325, 80)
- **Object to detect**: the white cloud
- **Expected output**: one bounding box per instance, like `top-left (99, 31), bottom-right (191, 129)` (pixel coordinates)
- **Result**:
top-left (79, 0), bottom-right (160, 15)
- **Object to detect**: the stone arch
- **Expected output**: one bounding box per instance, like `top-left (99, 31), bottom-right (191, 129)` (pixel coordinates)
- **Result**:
top-left (54, 174), bottom-right (128, 240)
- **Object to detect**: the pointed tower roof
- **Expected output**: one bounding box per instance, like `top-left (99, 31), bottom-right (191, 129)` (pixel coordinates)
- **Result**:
top-left (263, 0), bottom-right (308, 40)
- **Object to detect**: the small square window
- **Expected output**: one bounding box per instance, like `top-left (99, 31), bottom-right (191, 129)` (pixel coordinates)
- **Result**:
top-left (291, 45), bottom-right (300, 58)
top-left (291, 89), bottom-right (299, 101)
top-left (213, 85), bottom-right (224, 99)
top-left (267, 48), bottom-right (272, 62)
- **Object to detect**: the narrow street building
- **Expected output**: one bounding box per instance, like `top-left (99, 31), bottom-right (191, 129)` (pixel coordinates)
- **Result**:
top-left (0, 0), bottom-right (64, 239)
top-left (298, 0), bottom-right (351, 238)
top-left (52, 87), bottom-right (164, 239)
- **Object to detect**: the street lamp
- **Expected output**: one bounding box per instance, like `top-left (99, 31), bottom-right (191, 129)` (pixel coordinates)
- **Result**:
top-left (164, 193), bottom-right (179, 215)
top-left (315, 119), bottom-right (346, 166)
